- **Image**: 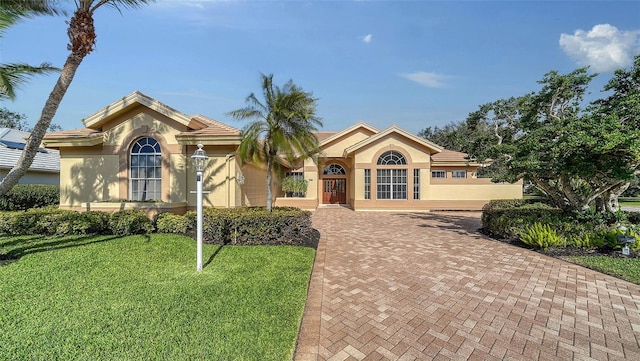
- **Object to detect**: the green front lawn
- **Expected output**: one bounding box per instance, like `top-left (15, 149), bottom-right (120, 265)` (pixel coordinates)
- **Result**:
top-left (0, 234), bottom-right (315, 360)
top-left (619, 199), bottom-right (640, 208)
top-left (568, 256), bottom-right (640, 284)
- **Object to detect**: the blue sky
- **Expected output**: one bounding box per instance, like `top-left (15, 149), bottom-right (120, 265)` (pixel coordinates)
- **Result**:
top-left (1, 0), bottom-right (639, 134)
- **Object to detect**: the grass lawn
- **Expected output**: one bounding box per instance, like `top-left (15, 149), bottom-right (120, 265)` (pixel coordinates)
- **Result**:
top-left (0, 234), bottom-right (315, 360)
top-left (568, 256), bottom-right (640, 284)
top-left (619, 199), bottom-right (640, 208)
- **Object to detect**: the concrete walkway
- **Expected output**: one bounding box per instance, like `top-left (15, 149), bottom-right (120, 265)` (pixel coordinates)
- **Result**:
top-left (294, 208), bottom-right (640, 360)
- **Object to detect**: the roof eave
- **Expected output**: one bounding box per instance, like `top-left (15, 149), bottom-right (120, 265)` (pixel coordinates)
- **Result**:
top-left (175, 134), bottom-right (242, 145)
top-left (42, 135), bottom-right (104, 148)
top-left (319, 121), bottom-right (380, 147)
top-left (82, 91), bottom-right (192, 129)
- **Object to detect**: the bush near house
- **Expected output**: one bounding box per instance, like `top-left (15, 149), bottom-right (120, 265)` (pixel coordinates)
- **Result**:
top-left (0, 206), bottom-right (314, 246)
top-left (154, 211), bottom-right (196, 237)
top-left (482, 199), bottom-right (640, 254)
top-left (0, 208), bottom-right (149, 236)
top-left (0, 184), bottom-right (59, 211)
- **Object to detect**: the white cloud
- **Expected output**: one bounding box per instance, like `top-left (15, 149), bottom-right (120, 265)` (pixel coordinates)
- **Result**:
top-left (361, 34), bottom-right (373, 43)
top-left (398, 71), bottom-right (450, 88)
top-left (559, 24), bottom-right (640, 72)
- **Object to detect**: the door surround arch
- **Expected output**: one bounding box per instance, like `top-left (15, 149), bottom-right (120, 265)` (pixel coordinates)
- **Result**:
top-left (320, 161), bottom-right (348, 204)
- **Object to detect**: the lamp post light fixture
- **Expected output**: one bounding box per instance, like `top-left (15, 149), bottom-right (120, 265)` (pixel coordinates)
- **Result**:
top-left (191, 144), bottom-right (209, 271)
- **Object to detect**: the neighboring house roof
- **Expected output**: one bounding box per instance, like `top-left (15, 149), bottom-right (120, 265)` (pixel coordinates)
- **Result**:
top-left (0, 128), bottom-right (60, 173)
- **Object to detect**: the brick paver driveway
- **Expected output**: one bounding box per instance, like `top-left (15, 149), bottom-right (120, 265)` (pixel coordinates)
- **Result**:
top-left (294, 208), bottom-right (640, 360)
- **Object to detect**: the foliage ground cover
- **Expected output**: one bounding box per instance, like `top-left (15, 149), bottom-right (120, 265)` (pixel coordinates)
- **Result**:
top-left (0, 233), bottom-right (315, 360)
top-left (482, 199), bottom-right (640, 284)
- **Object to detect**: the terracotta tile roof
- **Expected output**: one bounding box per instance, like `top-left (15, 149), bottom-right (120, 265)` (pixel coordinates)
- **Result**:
top-left (431, 149), bottom-right (470, 162)
top-left (183, 115), bottom-right (241, 136)
top-left (43, 128), bottom-right (101, 139)
top-left (314, 131), bottom-right (338, 142)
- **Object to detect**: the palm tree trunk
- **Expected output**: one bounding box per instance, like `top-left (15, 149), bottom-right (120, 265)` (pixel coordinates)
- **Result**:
top-left (0, 53), bottom-right (83, 195)
top-left (266, 156), bottom-right (273, 212)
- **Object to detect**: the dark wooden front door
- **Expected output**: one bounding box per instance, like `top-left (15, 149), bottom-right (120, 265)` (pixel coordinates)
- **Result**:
top-left (322, 178), bottom-right (346, 204)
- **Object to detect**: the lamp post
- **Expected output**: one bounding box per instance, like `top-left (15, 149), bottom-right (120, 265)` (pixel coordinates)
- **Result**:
top-left (191, 144), bottom-right (209, 271)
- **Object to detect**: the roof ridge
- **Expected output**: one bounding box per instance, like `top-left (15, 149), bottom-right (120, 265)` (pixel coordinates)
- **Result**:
top-left (191, 115), bottom-right (241, 133)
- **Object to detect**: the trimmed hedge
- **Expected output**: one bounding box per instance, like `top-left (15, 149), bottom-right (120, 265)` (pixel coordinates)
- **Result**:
top-left (202, 207), bottom-right (312, 245)
top-left (0, 207), bottom-right (110, 236)
top-left (108, 209), bottom-right (153, 236)
top-left (0, 206), bottom-right (313, 244)
top-left (0, 208), bottom-right (151, 236)
top-left (153, 207), bottom-right (313, 245)
top-left (154, 211), bottom-right (196, 237)
top-left (481, 199), bottom-right (563, 239)
top-left (0, 184), bottom-right (59, 211)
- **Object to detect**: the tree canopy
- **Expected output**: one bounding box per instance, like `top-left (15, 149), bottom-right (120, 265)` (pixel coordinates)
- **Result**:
top-left (420, 56), bottom-right (640, 213)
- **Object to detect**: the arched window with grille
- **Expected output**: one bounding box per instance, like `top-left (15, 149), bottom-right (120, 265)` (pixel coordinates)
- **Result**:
top-left (130, 137), bottom-right (162, 201)
top-left (377, 151), bottom-right (407, 165)
top-left (323, 163), bottom-right (346, 175)
top-left (376, 151), bottom-right (407, 200)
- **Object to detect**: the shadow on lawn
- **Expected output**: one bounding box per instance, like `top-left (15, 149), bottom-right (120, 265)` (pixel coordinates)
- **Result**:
top-left (0, 234), bottom-right (120, 267)
top-left (201, 228), bottom-right (320, 269)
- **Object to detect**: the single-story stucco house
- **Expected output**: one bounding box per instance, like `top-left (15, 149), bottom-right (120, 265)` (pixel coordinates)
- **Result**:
top-left (1, 128), bottom-right (60, 185)
top-left (42, 91), bottom-right (521, 214)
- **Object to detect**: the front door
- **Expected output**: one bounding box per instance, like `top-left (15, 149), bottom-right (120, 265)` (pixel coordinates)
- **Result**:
top-left (322, 178), bottom-right (346, 204)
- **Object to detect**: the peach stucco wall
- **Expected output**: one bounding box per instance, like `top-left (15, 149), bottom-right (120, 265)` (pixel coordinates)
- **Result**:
top-left (60, 153), bottom-right (119, 206)
top-left (58, 108), bottom-right (243, 211)
top-left (321, 128), bottom-right (376, 158)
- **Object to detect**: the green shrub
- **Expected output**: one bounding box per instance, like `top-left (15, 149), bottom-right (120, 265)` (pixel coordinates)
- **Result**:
top-left (625, 211), bottom-right (640, 226)
top-left (108, 210), bottom-right (153, 236)
top-left (519, 222), bottom-right (565, 250)
top-left (0, 184), bottom-right (59, 211)
top-left (0, 208), bottom-right (111, 236)
top-left (202, 207), bottom-right (312, 245)
top-left (482, 200), bottom-right (563, 239)
top-left (54, 211), bottom-right (111, 236)
top-left (155, 212), bottom-right (195, 236)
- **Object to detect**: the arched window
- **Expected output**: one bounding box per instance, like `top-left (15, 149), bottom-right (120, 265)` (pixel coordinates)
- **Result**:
top-left (376, 151), bottom-right (407, 199)
top-left (323, 163), bottom-right (346, 175)
top-left (130, 137), bottom-right (162, 201)
top-left (377, 151), bottom-right (407, 165)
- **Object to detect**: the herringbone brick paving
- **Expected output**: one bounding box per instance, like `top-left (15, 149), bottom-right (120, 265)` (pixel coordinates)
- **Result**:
top-left (294, 208), bottom-right (640, 360)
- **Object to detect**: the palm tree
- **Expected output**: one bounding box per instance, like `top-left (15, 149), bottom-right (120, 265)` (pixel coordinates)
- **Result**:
top-left (0, 0), bottom-right (153, 195)
top-left (229, 73), bottom-right (323, 211)
top-left (0, 0), bottom-right (62, 100)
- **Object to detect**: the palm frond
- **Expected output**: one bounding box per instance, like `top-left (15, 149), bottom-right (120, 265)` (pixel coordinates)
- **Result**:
top-left (230, 72), bottom-right (323, 208)
top-left (88, 0), bottom-right (154, 14)
top-left (0, 62), bottom-right (60, 101)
